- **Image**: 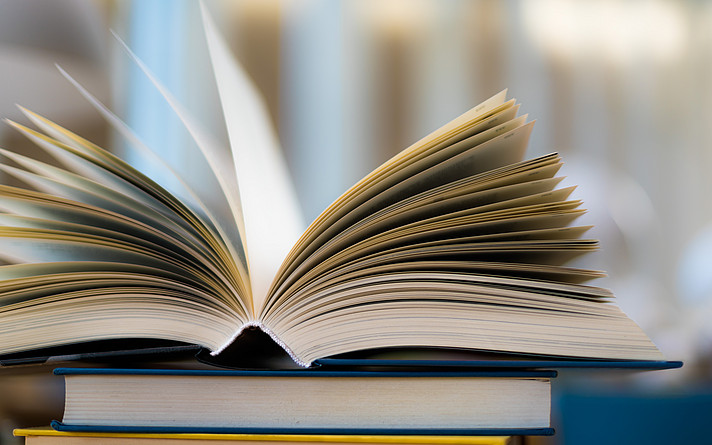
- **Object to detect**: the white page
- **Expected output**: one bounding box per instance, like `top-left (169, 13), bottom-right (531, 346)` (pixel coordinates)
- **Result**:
top-left (109, 37), bottom-right (251, 290)
top-left (201, 4), bottom-right (304, 311)
top-left (51, 69), bottom-right (224, 236)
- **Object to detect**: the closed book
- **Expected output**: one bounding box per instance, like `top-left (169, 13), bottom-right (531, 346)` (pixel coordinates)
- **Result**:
top-left (51, 368), bottom-right (555, 435)
top-left (14, 427), bottom-right (516, 445)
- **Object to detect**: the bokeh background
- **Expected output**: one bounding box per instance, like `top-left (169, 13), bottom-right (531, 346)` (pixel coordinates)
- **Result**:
top-left (0, 0), bottom-right (710, 443)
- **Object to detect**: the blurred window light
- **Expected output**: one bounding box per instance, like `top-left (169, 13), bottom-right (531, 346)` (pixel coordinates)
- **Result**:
top-left (607, 173), bottom-right (659, 245)
top-left (521, 0), bottom-right (688, 66)
top-left (0, 0), bottom-right (105, 61)
top-left (358, 0), bottom-right (434, 39)
top-left (281, 0), bottom-right (345, 221)
top-left (124, 0), bottom-right (189, 164)
top-left (677, 225), bottom-right (712, 307)
top-left (0, 0), bottom-right (109, 126)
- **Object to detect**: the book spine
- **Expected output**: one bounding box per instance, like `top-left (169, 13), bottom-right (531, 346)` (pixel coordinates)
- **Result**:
top-left (212, 321), bottom-right (312, 368)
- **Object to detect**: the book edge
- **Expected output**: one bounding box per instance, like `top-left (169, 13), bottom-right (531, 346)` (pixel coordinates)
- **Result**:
top-left (48, 422), bottom-right (555, 437)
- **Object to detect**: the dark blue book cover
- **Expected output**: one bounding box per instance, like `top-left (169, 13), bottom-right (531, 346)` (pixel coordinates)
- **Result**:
top-left (50, 422), bottom-right (556, 437)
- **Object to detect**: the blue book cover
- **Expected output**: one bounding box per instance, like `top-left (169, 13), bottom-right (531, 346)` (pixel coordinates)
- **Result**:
top-left (313, 358), bottom-right (683, 371)
top-left (50, 422), bottom-right (556, 437)
top-left (53, 367), bottom-right (558, 378)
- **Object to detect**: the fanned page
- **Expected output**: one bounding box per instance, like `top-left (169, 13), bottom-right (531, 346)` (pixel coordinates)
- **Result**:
top-left (25, 36), bottom-right (255, 315)
top-left (201, 4), bottom-right (304, 314)
top-left (266, 93), bottom-right (518, 308)
top-left (254, 86), bottom-right (664, 365)
top-left (0, 120), bottom-right (249, 353)
top-left (110, 32), bottom-right (254, 313)
top-left (0, 10), bottom-right (263, 354)
top-left (265, 110), bottom-right (534, 310)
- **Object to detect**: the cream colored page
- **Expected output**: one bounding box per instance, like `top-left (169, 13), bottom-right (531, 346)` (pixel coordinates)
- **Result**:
top-left (5, 120), bottom-right (199, 231)
top-left (327, 156), bottom-right (564, 247)
top-left (0, 148), bottom-right (201, 242)
top-left (49, 70), bottom-right (235, 250)
top-left (40, 71), bottom-right (218, 230)
top-left (269, 274), bottom-right (663, 364)
top-left (283, 197), bottom-right (584, 294)
top-left (0, 174), bottom-right (238, 294)
top-left (267, 94), bottom-right (515, 309)
top-left (5, 118), bottom-right (250, 295)
top-left (266, 102), bottom-right (518, 291)
top-left (269, 122), bottom-right (534, 302)
top-left (321, 177), bottom-right (566, 255)
top-left (299, 93), bottom-right (512, 244)
top-left (201, 5), bottom-right (304, 315)
top-left (375, 90), bottom-right (510, 171)
top-left (362, 119), bottom-right (535, 208)
top-left (110, 37), bottom-right (252, 306)
top-left (0, 228), bottom-right (184, 273)
top-left (112, 35), bottom-right (246, 242)
top-left (267, 233), bottom-right (601, 313)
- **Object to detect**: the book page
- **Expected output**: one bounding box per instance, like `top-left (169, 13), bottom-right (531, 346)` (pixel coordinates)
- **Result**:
top-left (0, 178), bottom-right (238, 293)
top-left (277, 200), bottom-right (588, 301)
top-left (306, 178), bottom-right (569, 268)
top-left (0, 261), bottom-right (242, 355)
top-left (271, 252), bottom-right (603, 310)
top-left (286, 94), bottom-right (513, 241)
top-left (5, 118), bottom-right (250, 301)
top-left (275, 172), bottom-right (565, 300)
top-left (47, 72), bottom-right (243, 267)
top-left (266, 269), bottom-right (663, 365)
top-left (0, 262), bottom-right (224, 307)
top-left (0, 147), bottom-right (209, 253)
top-left (267, 96), bottom-right (520, 311)
top-left (201, 4), bottom-right (304, 314)
top-left (267, 118), bottom-right (534, 309)
top-left (0, 192), bottom-right (240, 305)
top-left (108, 37), bottom-right (254, 312)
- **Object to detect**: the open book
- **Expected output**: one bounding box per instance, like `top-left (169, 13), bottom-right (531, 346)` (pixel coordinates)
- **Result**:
top-left (0, 7), bottom-right (664, 368)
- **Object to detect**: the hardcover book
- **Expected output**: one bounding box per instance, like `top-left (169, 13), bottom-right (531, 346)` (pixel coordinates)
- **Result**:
top-left (0, 5), bottom-right (666, 368)
top-left (49, 368), bottom-right (555, 435)
top-left (14, 426), bottom-right (516, 445)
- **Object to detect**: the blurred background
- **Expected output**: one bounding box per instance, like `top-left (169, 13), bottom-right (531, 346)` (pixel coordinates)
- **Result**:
top-left (0, 0), bottom-right (710, 443)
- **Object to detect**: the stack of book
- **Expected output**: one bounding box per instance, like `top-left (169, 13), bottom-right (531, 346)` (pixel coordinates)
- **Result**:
top-left (10, 359), bottom-right (681, 444)
top-left (2, 5), bottom-right (679, 444)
